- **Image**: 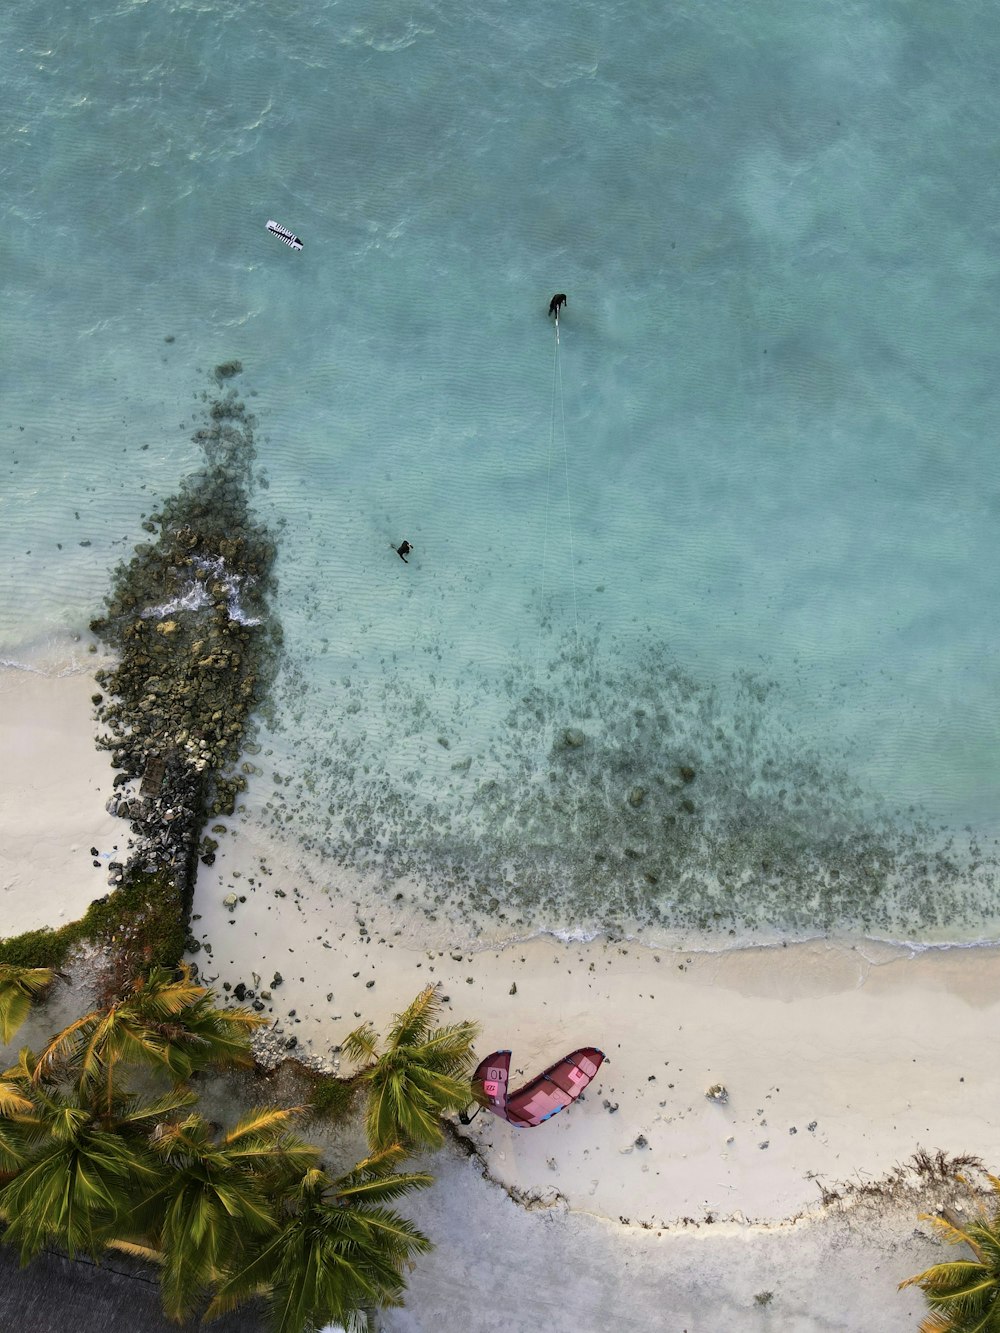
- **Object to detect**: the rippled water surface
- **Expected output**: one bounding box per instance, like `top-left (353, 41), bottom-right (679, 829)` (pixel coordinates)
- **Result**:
top-left (3, 0), bottom-right (1000, 943)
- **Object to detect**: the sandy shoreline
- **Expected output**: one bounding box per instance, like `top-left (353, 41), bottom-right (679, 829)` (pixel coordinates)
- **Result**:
top-left (190, 816), bottom-right (1000, 1224)
top-left (0, 658), bottom-right (121, 937)
top-left (3, 662), bottom-right (998, 1326)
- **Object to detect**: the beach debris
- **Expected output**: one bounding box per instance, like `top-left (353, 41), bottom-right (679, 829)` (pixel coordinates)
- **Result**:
top-left (271, 972), bottom-right (283, 988)
top-left (222, 892), bottom-right (238, 910)
top-left (634, 1135), bottom-right (648, 1149)
top-left (509, 982), bottom-right (517, 995)
top-left (603, 1100), bottom-right (619, 1114)
top-left (706, 1084), bottom-right (728, 1104)
top-left (807, 1120), bottom-right (818, 1132)
top-left (759, 1141), bottom-right (769, 1150)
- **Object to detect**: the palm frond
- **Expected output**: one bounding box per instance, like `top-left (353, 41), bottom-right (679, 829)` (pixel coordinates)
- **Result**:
top-left (342, 1021), bottom-right (379, 1065)
top-left (0, 966), bottom-right (56, 1043)
top-left (33, 1012), bottom-right (96, 1080)
top-left (224, 1106), bottom-right (302, 1145)
top-left (387, 985), bottom-right (440, 1049)
top-left (0, 1080), bottom-right (35, 1116)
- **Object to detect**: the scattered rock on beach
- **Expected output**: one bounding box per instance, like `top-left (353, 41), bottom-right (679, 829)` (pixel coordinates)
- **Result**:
top-left (706, 1084), bottom-right (729, 1104)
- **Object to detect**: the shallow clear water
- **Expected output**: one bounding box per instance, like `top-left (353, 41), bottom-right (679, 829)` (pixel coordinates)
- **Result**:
top-left (4, 0), bottom-right (1000, 944)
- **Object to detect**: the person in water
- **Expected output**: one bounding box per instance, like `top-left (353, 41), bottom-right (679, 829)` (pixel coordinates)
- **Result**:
top-left (395, 540), bottom-right (413, 563)
top-left (548, 293), bottom-right (567, 319)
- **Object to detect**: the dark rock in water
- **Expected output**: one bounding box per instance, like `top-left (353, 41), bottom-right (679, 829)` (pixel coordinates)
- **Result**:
top-left (680, 797), bottom-right (696, 814)
top-left (562, 727), bottom-right (587, 748)
top-left (214, 360), bottom-right (243, 380)
top-left (679, 765), bottom-right (696, 783)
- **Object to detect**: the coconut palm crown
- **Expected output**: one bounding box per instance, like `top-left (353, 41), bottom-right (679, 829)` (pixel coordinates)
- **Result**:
top-left (342, 985), bottom-right (479, 1152)
top-left (206, 1144), bottom-right (432, 1333)
top-left (900, 1176), bottom-right (1000, 1332)
top-left (33, 964), bottom-right (263, 1102)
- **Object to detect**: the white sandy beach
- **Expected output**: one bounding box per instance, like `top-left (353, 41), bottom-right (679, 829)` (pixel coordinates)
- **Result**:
top-left (2, 662), bottom-right (998, 1329)
top-left (0, 660), bottom-right (121, 938)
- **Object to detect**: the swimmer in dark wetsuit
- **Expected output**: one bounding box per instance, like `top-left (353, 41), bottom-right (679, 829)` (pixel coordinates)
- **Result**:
top-left (395, 540), bottom-right (413, 564)
top-left (548, 293), bottom-right (567, 319)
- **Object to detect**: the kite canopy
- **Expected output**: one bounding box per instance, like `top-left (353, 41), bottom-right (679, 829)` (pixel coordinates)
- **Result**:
top-left (472, 1047), bottom-right (605, 1127)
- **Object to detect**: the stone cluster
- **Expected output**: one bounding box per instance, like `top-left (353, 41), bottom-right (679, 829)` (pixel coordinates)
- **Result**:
top-left (90, 366), bottom-right (281, 909)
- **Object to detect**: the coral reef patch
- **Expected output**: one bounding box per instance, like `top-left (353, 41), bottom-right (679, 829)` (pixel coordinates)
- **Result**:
top-left (264, 636), bottom-right (999, 942)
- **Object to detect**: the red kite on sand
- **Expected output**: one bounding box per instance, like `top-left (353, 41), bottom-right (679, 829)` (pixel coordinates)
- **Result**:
top-left (467, 1046), bottom-right (606, 1127)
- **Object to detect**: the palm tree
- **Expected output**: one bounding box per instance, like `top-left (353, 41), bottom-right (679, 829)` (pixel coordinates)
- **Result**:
top-left (0, 965), bottom-right (56, 1044)
top-left (342, 985), bottom-right (479, 1153)
top-left (0, 1046), bottom-right (195, 1262)
top-left (899, 1176), bottom-right (1000, 1331)
top-left (206, 1144), bottom-right (433, 1333)
top-left (33, 965), bottom-right (263, 1104)
top-left (114, 1106), bottom-right (319, 1322)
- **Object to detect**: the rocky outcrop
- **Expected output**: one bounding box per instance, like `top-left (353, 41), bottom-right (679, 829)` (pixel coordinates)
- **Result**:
top-left (89, 365), bottom-right (280, 939)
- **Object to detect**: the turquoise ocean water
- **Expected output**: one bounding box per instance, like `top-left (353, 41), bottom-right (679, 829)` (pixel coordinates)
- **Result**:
top-left (4, 0), bottom-right (1000, 946)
